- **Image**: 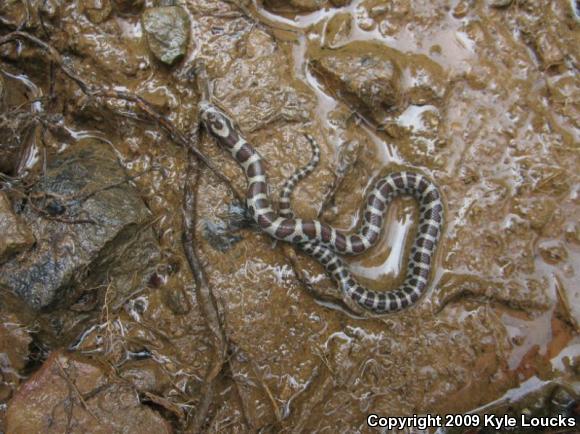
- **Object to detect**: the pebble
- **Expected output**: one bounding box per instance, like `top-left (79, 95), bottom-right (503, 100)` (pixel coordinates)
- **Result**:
top-left (142, 6), bottom-right (190, 65)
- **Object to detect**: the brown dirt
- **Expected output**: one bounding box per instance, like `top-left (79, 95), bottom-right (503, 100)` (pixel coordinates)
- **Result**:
top-left (0, 0), bottom-right (578, 432)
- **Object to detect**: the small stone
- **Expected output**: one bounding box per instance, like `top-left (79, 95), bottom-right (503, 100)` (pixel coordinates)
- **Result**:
top-left (79, 0), bottom-right (112, 24)
top-left (311, 43), bottom-right (403, 123)
top-left (142, 6), bottom-right (190, 65)
top-left (0, 192), bottom-right (34, 264)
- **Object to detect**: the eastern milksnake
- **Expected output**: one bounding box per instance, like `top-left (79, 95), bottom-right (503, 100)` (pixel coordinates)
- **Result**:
top-left (199, 101), bottom-right (444, 313)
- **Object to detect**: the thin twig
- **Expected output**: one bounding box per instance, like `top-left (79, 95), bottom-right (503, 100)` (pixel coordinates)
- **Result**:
top-left (54, 357), bottom-right (101, 423)
top-left (0, 30), bottom-right (243, 203)
top-left (182, 132), bottom-right (228, 433)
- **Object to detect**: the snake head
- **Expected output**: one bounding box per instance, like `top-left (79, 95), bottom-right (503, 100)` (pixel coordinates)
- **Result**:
top-left (199, 102), bottom-right (234, 140)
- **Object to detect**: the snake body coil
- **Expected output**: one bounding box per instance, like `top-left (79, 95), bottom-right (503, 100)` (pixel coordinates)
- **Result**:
top-left (200, 101), bottom-right (444, 313)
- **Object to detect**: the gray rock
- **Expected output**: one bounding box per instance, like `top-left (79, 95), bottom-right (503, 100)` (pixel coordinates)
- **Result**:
top-left (0, 192), bottom-right (35, 264)
top-left (311, 43), bottom-right (447, 123)
top-left (0, 142), bottom-right (153, 310)
top-left (142, 6), bottom-right (190, 65)
top-left (311, 44), bottom-right (403, 123)
top-left (85, 224), bottom-right (160, 311)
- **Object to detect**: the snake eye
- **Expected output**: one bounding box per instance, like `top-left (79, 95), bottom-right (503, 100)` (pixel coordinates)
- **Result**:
top-left (211, 118), bottom-right (224, 131)
top-left (204, 112), bottom-right (221, 130)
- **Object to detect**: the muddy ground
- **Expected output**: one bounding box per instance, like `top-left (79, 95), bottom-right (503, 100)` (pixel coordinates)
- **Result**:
top-left (0, 0), bottom-right (579, 433)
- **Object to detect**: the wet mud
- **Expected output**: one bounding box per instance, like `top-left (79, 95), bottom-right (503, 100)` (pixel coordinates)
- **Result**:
top-left (0, 0), bottom-right (579, 432)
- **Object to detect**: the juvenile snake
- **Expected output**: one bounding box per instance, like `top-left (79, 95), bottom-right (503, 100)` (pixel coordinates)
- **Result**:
top-left (199, 101), bottom-right (444, 313)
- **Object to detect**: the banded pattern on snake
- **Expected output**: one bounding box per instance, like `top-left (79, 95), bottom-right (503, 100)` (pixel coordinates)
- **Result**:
top-left (199, 101), bottom-right (444, 313)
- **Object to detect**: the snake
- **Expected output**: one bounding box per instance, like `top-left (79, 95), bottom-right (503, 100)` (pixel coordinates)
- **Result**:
top-left (199, 101), bottom-right (444, 313)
